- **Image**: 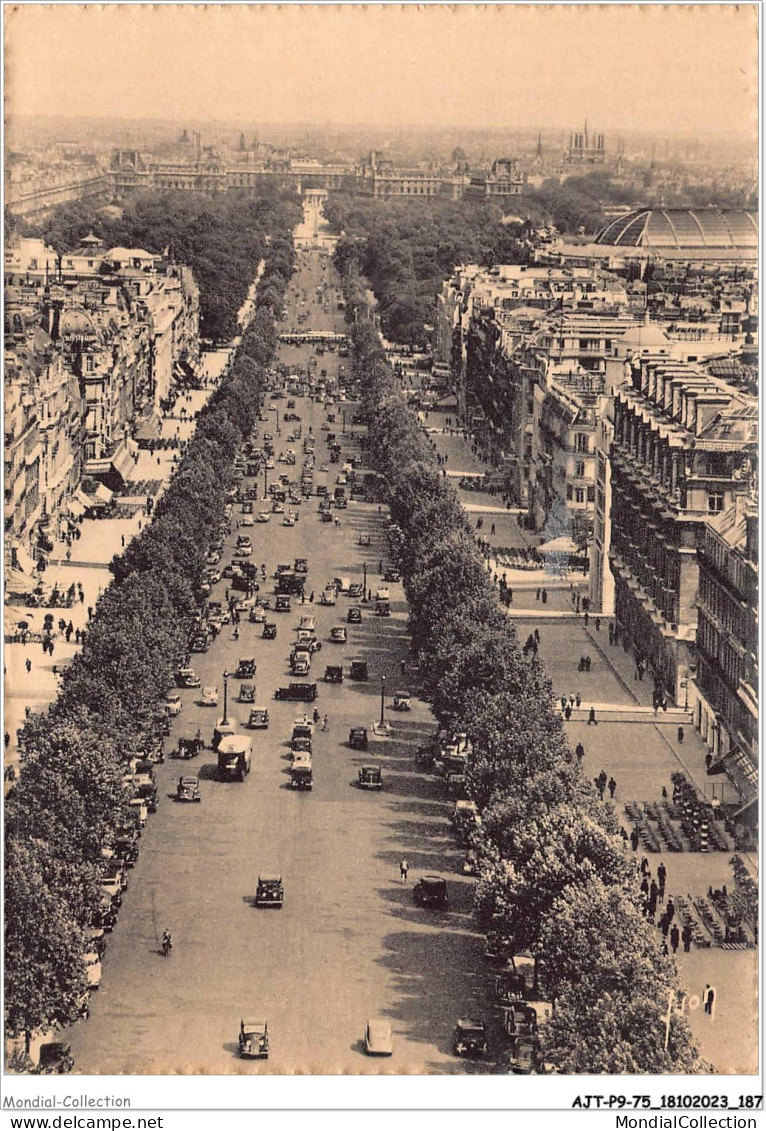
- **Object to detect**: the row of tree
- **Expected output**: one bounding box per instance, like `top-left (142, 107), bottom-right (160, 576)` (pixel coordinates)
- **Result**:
top-left (4, 205), bottom-right (297, 1053)
top-left (339, 269), bottom-right (704, 1073)
top-left (13, 187), bottom-right (301, 342)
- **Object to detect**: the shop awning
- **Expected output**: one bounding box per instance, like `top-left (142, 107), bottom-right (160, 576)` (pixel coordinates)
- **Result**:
top-left (67, 497), bottom-right (86, 517)
top-left (109, 445), bottom-right (134, 486)
top-left (14, 545), bottom-right (37, 574)
top-left (93, 483), bottom-right (114, 504)
top-left (5, 569), bottom-right (38, 595)
top-left (539, 535), bottom-right (578, 555)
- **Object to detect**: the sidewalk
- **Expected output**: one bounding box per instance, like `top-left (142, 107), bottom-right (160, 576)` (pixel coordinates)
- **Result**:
top-left (4, 351), bottom-right (228, 780)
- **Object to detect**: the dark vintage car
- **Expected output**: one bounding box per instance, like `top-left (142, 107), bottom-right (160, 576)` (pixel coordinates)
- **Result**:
top-left (358, 765), bottom-right (382, 790)
top-left (36, 1041), bottom-right (74, 1074)
top-left (275, 683), bottom-right (318, 703)
top-left (453, 1018), bottom-right (487, 1059)
top-left (263, 622), bottom-right (278, 639)
top-left (324, 664), bottom-right (343, 683)
top-left (255, 875), bottom-right (284, 908)
top-left (235, 658), bottom-right (257, 679)
top-left (275, 595), bottom-right (292, 613)
top-left (347, 606), bottom-right (362, 624)
top-left (413, 875), bottom-right (448, 910)
top-left (383, 568), bottom-right (401, 582)
top-left (349, 659), bottom-right (368, 682)
top-left (349, 727), bottom-right (369, 751)
top-left (173, 735), bottom-right (204, 760)
top-left (176, 775), bottom-right (201, 803)
top-left (239, 682), bottom-right (256, 704)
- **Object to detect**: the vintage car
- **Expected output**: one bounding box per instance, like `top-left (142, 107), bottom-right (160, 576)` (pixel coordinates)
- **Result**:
top-left (177, 775), bottom-right (201, 803)
top-left (364, 1019), bottom-right (393, 1057)
top-left (383, 568), bottom-right (401, 583)
top-left (294, 558), bottom-right (309, 574)
top-left (275, 595), bottom-right (291, 613)
top-left (358, 765), bottom-right (382, 790)
top-left (175, 667), bottom-right (201, 689)
top-left (413, 875), bottom-right (448, 910)
top-left (291, 653), bottom-right (311, 676)
top-left (198, 686), bottom-right (219, 708)
top-left (263, 622), bottom-right (278, 639)
top-left (453, 1018), bottom-right (487, 1059)
top-left (235, 658), bottom-right (257, 679)
top-left (349, 659), bottom-right (368, 682)
top-left (349, 727), bottom-right (369, 751)
top-left (275, 683), bottom-right (318, 702)
top-left (392, 691), bottom-right (411, 711)
top-left (36, 1041), bottom-right (75, 1074)
top-left (248, 707), bottom-right (270, 730)
top-left (256, 511), bottom-right (271, 523)
top-left (255, 875), bottom-right (284, 908)
top-left (329, 626), bottom-right (347, 644)
top-left (374, 599), bottom-right (391, 618)
top-left (239, 1019), bottom-right (269, 1060)
top-left (290, 759), bottom-right (313, 790)
top-left (347, 582), bottom-right (364, 598)
top-left (324, 664), bottom-right (344, 683)
top-left (347, 606), bottom-right (362, 625)
top-left (375, 586), bottom-right (390, 602)
top-left (165, 692), bottom-right (182, 717)
top-left (212, 718), bottom-right (238, 750)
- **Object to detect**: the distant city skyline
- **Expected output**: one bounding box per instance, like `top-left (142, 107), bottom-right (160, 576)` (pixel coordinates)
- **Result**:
top-left (5, 4), bottom-right (758, 137)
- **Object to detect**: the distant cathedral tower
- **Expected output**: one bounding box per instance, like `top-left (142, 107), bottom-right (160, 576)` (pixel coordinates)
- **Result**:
top-left (567, 120), bottom-right (606, 165)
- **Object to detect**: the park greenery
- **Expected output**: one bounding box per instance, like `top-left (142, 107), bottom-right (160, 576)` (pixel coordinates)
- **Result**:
top-left (338, 264), bottom-right (704, 1074)
top-left (15, 188), bottom-right (301, 342)
top-left (4, 200), bottom-right (296, 1052)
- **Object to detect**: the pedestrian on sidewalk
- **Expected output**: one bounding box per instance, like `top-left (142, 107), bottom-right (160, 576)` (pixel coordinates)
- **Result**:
top-left (608, 624), bottom-right (614, 645)
top-left (575, 742), bottom-right (585, 763)
top-left (595, 617), bottom-right (601, 632)
top-left (322, 714), bottom-right (328, 731)
top-left (583, 611), bottom-right (589, 627)
top-left (640, 856), bottom-right (650, 875)
top-left (630, 827), bottom-right (640, 851)
top-left (575, 692), bottom-right (582, 708)
top-left (657, 862), bottom-right (667, 900)
top-left (25, 658), bottom-right (32, 674)
top-left (541, 588), bottom-right (548, 604)
top-left (587, 706), bottom-right (598, 725)
top-left (564, 705), bottom-right (572, 721)
top-left (608, 776), bottom-right (617, 799)
top-left (399, 859), bottom-right (409, 883)
top-left (682, 923), bottom-right (693, 953)
top-left (670, 924), bottom-right (680, 954)
top-left (87, 607), bottom-right (93, 620)
top-left (535, 588), bottom-right (540, 601)
top-left (597, 769), bottom-right (607, 799)
top-left (491, 523), bottom-right (495, 535)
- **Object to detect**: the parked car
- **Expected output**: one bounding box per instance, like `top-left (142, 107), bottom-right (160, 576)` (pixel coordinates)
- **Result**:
top-left (364, 1019), bottom-right (393, 1056)
top-left (177, 775), bottom-right (202, 803)
top-left (349, 727), bottom-right (369, 751)
top-left (453, 1018), bottom-right (487, 1059)
top-left (165, 692), bottom-right (182, 717)
top-left (176, 667), bottom-right (201, 689)
top-left (413, 875), bottom-right (448, 910)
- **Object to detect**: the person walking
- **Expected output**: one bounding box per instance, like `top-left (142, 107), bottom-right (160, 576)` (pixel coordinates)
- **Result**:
top-left (575, 741), bottom-right (585, 763)
top-left (657, 862), bottom-right (667, 901)
top-left (587, 706), bottom-right (598, 725)
top-left (25, 658), bottom-right (32, 674)
top-left (682, 923), bottom-right (693, 953)
top-left (630, 827), bottom-right (640, 852)
top-left (666, 898), bottom-right (675, 924)
top-left (399, 859), bottom-right (409, 883)
top-left (322, 714), bottom-right (328, 732)
top-left (597, 769), bottom-right (607, 799)
top-left (608, 776), bottom-right (617, 800)
top-left (670, 924), bottom-right (680, 954)
top-left (575, 692), bottom-right (582, 708)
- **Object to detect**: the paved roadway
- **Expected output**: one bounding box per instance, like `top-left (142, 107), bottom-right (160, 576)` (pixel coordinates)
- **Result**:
top-left (68, 248), bottom-right (491, 1075)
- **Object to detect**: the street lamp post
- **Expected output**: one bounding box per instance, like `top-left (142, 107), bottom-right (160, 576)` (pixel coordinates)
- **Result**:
top-left (222, 670), bottom-right (230, 726)
top-left (342, 412), bottom-right (346, 435)
top-left (263, 463), bottom-right (269, 500)
top-left (362, 562), bottom-right (368, 600)
top-left (379, 675), bottom-right (386, 727)
top-left (275, 409), bottom-right (281, 436)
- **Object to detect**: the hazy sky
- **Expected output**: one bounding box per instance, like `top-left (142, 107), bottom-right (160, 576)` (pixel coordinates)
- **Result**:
top-left (5, 3), bottom-right (758, 135)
